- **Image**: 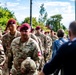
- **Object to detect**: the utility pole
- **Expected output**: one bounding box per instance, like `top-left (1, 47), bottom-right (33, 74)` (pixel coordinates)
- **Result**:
top-left (30, 0), bottom-right (32, 28)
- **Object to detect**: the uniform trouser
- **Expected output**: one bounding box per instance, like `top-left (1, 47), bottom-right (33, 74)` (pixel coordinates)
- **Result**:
top-left (8, 55), bottom-right (13, 70)
top-left (5, 53), bottom-right (13, 72)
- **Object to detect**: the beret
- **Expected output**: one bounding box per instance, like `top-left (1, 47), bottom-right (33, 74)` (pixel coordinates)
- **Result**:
top-left (35, 26), bottom-right (41, 30)
top-left (30, 28), bottom-right (34, 32)
top-left (7, 18), bottom-right (16, 27)
top-left (20, 23), bottom-right (30, 31)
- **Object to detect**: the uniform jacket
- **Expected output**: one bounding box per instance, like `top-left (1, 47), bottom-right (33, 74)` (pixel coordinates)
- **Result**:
top-left (43, 40), bottom-right (76, 75)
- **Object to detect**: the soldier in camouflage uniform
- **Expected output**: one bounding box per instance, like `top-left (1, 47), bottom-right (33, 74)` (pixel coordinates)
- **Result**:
top-left (10, 23), bottom-right (42, 75)
top-left (35, 26), bottom-right (51, 63)
top-left (50, 30), bottom-right (58, 43)
top-left (44, 31), bottom-right (52, 62)
top-left (0, 40), bottom-right (6, 75)
top-left (2, 18), bottom-right (21, 72)
top-left (11, 57), bottom-right (38, 75)
top-left (49, 30), bottom-right (58, 56)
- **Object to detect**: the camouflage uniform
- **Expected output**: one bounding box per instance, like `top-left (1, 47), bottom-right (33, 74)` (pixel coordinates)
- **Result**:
top-left (35, 33), bottom-right (51, 63)
top-left (2, 31), bottom-right (20, 70)
top-left (30, 33), bottom-right (43, 54)
top-left (49, 35), bottom-right (58, 58)
top-left (45, 35), bottom-right (52, 62)
top-left (10, 37), bottom-right (41, 75)
top-left (0, 41), bottom-right (6, 75)
top-left (11, 57), bottom-right (38, 75)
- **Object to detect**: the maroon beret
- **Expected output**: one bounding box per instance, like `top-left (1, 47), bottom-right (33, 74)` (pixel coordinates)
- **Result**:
top-left (20, 23), bottom-right (30, 31)
top-left (7, 18), bottom-right (16, 27)
top-left (30, 28), bottom-right (34, 32)
top-left (35, 26), bottom-right (41, 30)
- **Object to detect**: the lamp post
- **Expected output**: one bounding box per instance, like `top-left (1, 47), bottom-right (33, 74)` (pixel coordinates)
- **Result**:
top-left (30, 0), bottom-right (32, 28)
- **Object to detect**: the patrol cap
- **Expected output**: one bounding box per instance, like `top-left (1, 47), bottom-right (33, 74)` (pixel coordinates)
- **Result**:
top-left (21, 57), bottom-right (36, 73)
top-left (20, 23), bottom-right (30, 31)
top-left (7, 18), bottom-right (16, 27)
top-left (35, 26), bottom-right (41, 30)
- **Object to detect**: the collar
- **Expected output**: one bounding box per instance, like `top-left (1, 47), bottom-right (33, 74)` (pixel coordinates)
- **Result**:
top-left (8, 30), bottom-right (18, 37)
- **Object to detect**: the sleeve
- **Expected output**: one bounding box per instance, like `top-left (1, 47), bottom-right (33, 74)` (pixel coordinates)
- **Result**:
top-left (32, 41), bottom-right (42, 61)
top-left (52, 41), bottom-right (57, 58)
top-left (11, 39), bottom-right (17, 57)
top-left (0, 44), bottom-right (6, 65)
top-left (43, 45), bottom-right (64, 75)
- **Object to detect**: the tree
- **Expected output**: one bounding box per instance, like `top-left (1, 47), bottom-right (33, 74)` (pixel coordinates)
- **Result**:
top-left (0, 6), bottom-right (16, 31)
top-left (21, 17), bottom-right (38, 28)
top-left (46, 14), bottom-right (66, 32)
top-left (38, 4), bottom-right (48, 25)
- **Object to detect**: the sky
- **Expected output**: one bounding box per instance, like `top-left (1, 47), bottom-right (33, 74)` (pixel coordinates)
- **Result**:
top-left (0, 0), bottom-right (75, 28)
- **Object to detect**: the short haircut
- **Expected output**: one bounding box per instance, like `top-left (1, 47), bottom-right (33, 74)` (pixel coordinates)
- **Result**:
top-left (69, 21), bottom-right (76, 35)
top-left (57, 29), bottom-right (64, 37)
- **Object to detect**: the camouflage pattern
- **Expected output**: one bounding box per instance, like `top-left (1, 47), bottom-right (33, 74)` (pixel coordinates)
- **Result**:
top-left (51, 35), bottom-right (58, 43)
top-left (2, 31), bottom-right (21, 70)
top-left (45, 35), bottom-right (52, 62)
top-left (0, 41), bottom-right (6, 75)
top-left (35, 33), bottom-right (52, 63)
top-left (2, 31), bottom-right (20, 55)
top-left (30, 33), bottom-right (38, 42)
top-left (30, 33), bottom-right (43, 54)
top-left (21, 57), bottom-right (38, 75)
top-left (49, 35), bottom-right (58, 49)
top-left (10, 37), bottom-right (41, 75)
top-left (35, 33), bottom-right (48, 52)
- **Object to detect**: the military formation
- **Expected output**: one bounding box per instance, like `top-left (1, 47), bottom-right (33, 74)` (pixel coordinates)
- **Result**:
top-left (0, 18), bottom-right (68, 75)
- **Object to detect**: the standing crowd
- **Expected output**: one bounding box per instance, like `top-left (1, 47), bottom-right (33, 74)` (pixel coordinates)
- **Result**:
top-left (0, 18), bottom-right (75, 75)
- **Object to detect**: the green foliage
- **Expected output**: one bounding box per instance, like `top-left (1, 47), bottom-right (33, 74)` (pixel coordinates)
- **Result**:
top-left (46, 14), bottom-right (67, 32)
top-left (21, 17), bottom-right (50, 31)
top-left (21, 17), bottom-right (38, 28)
top-left (0, 7), bottom-right (16, 31)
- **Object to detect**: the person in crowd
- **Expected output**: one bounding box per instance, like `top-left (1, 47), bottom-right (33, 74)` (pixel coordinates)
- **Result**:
top-left (35, 26), bottom-right (51, 63)
top-left (39, 21), bottom-right (76, 75)
top-left (10, 23), bottom-right (42, 75)
top-left (2, 18), bottom-right (21, 73)
top-left (0, 40), bottom-right (6, 75)
top-left (21, 57), bottom-right (38, 75)
top-left (52, 29), bottom-right (68, 75)
top-left (52, 29), bottom-right (68, 58)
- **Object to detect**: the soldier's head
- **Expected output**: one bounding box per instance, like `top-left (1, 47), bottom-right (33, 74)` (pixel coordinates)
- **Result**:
top-left (6, 18), bottom-right (17, 32)
top-left (35, 26), bottom-right (41, 34)
top-left (20, 23), bottom-right (31, 41)
top-left (30, 28), bottom-right (35, 34)
top-left (21, 57), bottom-right (36, 74)
top-left (69, 21), bottom-right (76, 40)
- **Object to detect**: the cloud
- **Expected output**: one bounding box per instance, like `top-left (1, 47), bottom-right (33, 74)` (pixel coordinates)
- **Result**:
top-left (70, 0), bottom-right (75, 1)
top-left (37, 1), bottom-right (71, 7)
top-left (10, 6), bottom-right (29, 11)
top-left (61, 13), bottom-right (75, 28)
top-left (6, 2), bottom-right (19, 7)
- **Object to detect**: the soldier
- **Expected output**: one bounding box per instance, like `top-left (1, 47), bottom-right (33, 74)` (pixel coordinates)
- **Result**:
top-left (35, 26), bottom-right (51, 63)
top-left (2, 18), bottom-right (21, 72)
top-left (0, 40), bottom-right (6, 75)
top-left (10, 23), bottom-right (42, 75)
top-left (21, 57), bottom-right (38, 75)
